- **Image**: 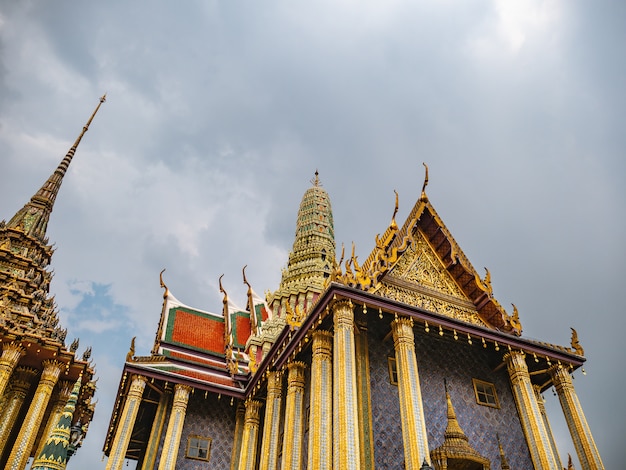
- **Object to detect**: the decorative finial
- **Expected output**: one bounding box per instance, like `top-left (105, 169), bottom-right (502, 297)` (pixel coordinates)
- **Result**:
top-left (126, 337), bottom-right (136, 362)
top-left (509, 303), bottom-right (522, 333)
top-left (421, 162), bottom-right (429, 197)
top-left (391, 190), bottom-right (399, 228)
top-left (219, 274), bottom-right (226, 295)
top-left (570, 328), bottom-right (584, 356)
top-left (242, 265), bottom-right (250, 289)
top-left (483, 267), bottom-right (493, 294)
top-left (312, 170), bottom-right (320, 187)
top-left (159, 269), bottom-right (169, 299)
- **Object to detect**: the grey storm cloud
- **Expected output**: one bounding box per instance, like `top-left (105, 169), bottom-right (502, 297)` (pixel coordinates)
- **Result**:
top-left (0, 1), bottom-right (624, 468)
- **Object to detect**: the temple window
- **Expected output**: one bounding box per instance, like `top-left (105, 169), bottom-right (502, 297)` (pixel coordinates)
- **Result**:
top-left (388, 357), bottom-right (398, 385)
top-left (186, 435), bottom-right (211, 461)
top-left (472, 379), bottom-right (500, 408)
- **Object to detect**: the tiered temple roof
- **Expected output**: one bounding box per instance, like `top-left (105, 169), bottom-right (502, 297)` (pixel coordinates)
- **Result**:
top-left (0, 96), bottom-right (104, 463)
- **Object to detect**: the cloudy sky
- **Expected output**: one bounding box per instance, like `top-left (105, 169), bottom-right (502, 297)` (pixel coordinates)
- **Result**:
top-left (0, 0), bottom-right (624, 468)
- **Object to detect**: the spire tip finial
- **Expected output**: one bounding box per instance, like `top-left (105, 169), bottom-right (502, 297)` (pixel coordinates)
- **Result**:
top-left (312, 170), bottom-right (320, 187)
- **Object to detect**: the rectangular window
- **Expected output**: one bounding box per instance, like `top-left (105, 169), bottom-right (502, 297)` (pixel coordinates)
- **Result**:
top-left (186, 435), bottom-right (211, 461)
top-left (472, 379), bottom-right (500, 408)
top-left (387, 357), bottom-right (398, 385)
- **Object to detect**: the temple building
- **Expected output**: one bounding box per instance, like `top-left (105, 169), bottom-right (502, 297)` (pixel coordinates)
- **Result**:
top-left (0, 97), bottom-right (103, 469)
top-left (103, 168), bottom-right (604, 470)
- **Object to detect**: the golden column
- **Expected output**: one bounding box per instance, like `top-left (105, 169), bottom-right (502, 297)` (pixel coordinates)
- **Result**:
top-left (141, 385), bottom-right (172, 470)
top-left (307, 330), bottom-right (333, 470)
top-left (332, 299), bottom-right (361, 470)
top-left (7, 359), bottom-right (64, 470)
top-left (158, 383), bottom-right (192, 469)
top-left (391, 316), bottom-right (430, 468)
top-left (549, 364), bottom-right (605, 470)
top-left (230, 402), bottom-right (246, 470)
top-left (237, 399), bottom-right (263, 470)
top-left (504, 351), bottom-right (560, 470)
top-left (0, 367), bottom-right (37, 457)
top-left (33, 380), bottom-right (73, 460)
top-left (106, 374), bottom-right (148, 470)
top-left (534, 384), bottom-right (563, 469)
top-left (259, 370), bottom-right (284, 470)
top-left (0, 341), bottom-right (25, 399)
top-left (355, 320), bottom-right (374, 469)
top-left (281, 361), bottom-right (306, 470)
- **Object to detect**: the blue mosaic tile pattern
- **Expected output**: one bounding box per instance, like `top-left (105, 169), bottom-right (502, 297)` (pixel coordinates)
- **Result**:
top-left (170, 392), bottom-right (237, 470)
top-left (369, 329), bottom-right (405, 469)
top-left (368, 326), bottom-right (534, 469)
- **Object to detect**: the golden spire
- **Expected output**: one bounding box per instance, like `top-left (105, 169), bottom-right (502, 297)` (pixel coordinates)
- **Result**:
top-left (6, 94), bottom-right (106, 240)
top-left (273, 171), bottom-right (335, 305)
top-left (431, 380), bottom-right (490, 467)
top-left (443, 379), bottom-right (467, 442)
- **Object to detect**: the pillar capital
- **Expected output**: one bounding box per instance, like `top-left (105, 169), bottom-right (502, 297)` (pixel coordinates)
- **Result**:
top-left (286, 361), bottom-right (306, 390)
top-left (40, 359), bottom-right (64, 383)
top-left (1, 341), bottom-right (26, 360)
top-left (312, 330), bottom-right (333, 360)
top-left (332, 299), bottom-right (354, 329)
top-left (128, 374), bottom-right (148, 397)
top-left (392, 316), bottom-right (415, 349)
top-left (548, 364), bottom-right (574, 391)
top-left (244, 399), bottom-right (263, 426)
top-left (9, 366), bottom-right (39, 393)
top-left (266, 370), bottom-right (283, 397)
top-left (0, 342), bottom-right (27, 397)
top-left (173, 383), bottom-right (192, 399)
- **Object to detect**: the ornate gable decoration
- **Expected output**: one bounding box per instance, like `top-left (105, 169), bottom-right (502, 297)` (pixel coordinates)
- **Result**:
top-left (391, 229), bottom-right (469, 299)
top-left (333, 165), bottom-right (522, 336)
top-left (377, 230), bottom-right (490, 328)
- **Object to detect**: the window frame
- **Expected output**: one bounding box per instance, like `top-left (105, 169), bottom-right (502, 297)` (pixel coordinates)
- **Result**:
top-left (472, 378), bottom-right (500, 408)
top-left (185, 435), bottom-right (212, 461)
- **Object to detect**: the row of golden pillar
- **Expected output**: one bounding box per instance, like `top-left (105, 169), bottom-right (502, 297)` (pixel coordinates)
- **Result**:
top-left (0, 341), bottom-right (78, 470)
top-left (102, 299), bottom-right (603, 470)
top-left (231, 301), bottom-right (433, 470)
top-left (105, 375), bottom-right (193, 470)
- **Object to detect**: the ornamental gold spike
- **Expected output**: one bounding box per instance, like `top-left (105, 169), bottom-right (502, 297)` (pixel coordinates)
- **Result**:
top-left (159, 269), bottom-right (169, 299)
top-left (570, 327), bottom-right (584, 356)
top-left (421, 162), bottom-right (429, 199)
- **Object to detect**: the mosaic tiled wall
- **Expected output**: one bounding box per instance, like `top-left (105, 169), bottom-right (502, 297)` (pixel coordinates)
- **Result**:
top-left (171, 392), bottom-right (237, 469)
top-left (368, 326), bottom-right (534, 469)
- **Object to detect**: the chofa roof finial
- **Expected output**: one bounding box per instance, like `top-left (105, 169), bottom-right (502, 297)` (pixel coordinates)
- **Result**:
top-left (421, 162), bottom-right (429, 199)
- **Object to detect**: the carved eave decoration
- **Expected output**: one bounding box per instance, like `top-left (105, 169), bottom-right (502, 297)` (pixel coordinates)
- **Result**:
top-left (333, 166), bottom-right (522, 336)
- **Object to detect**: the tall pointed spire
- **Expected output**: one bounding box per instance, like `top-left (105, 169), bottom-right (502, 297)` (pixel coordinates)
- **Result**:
top-left (6, 94), bottom-right (106, 240)
top-left (270, 171), bottom-right (335, 316)
top-left (430, 380), bottom-right (490, 468)
top-left (31, 377), bottom-right (83, 470)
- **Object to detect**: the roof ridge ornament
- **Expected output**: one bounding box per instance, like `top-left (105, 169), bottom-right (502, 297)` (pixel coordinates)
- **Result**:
top-left (420, 162), bottom-right (429, 201)
top-left (159, 268), bottom-right (169, 299)
top-left (570, 327), bottom-right (584, 356)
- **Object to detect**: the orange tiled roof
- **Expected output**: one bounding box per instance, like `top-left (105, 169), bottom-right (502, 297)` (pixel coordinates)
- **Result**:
top-left (165, 307), bottom-right (225, 355)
